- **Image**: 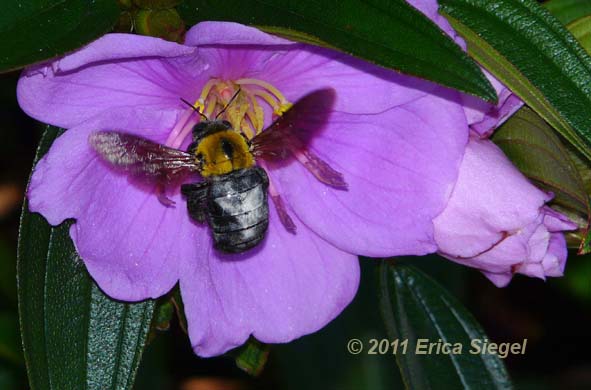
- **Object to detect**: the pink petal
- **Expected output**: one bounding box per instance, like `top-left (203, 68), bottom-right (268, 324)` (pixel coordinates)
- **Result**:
top-left (433, 138), bottom-right (551, 259)
top-left (187, 22), bottom-right (437, 115)
top-left (481, 271), bottom-right (512, 288)
top-left (406, 0), bottom-right (460, 39)
top-left (541, 234), bottom-right (568, 277)
top-left (268, 88), bottom-right (468, 257)
top-left (180, 205), bottom-right (360, 357)
top-left (407, 0), bottom-right (523, 135)
top-left (462, 73), bottom-right (523, 136)
top-left (55, 34), bottom-right (195, 72)
top-left (186, 21), bottom-right (293, 46)
top-left (18, 34), bottom-right (207, 129)
top-left (28, 108), bottom-right (196, 301)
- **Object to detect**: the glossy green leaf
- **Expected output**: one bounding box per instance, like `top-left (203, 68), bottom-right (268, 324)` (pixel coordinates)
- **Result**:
top-left (178, 0), bottom-right (497, 102)
top-left (440, 0), bottom-right (591, 162)
top-left (379, 263), bottom-right (512, 389)
top-left (492, 107), bottom-right (589, 216)
top-left (545, 0), bottom-right (591, 25)
top-left (18, 126), bottom-right (156, 390)
top-left (0, 0), bottom-right (120, 73)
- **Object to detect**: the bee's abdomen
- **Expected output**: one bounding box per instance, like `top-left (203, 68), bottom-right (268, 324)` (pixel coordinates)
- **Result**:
top-left (208, 167), bottom-right (269, 253)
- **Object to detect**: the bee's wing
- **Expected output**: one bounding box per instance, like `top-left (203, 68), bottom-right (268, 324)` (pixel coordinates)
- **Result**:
top-left (89, 131), bottom-right (198, 185)
top-left (250, 88), bottom-right (346, 188)
top-left (250, 88), bottom-right (335, 160)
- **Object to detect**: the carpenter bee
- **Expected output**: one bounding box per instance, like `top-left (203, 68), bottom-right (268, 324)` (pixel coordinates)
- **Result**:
top-left (89, 88), bottom-right (346, 253)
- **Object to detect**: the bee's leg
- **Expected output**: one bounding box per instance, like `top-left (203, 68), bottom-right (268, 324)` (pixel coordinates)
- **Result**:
top-left (157, 185), bottom-right (176, 207)
top-left (291, 147), bottom-right (348, 190)
top-left (181, 182), bottom-right (209, 222)
top-left (264, 173), bottom-right (296, 234)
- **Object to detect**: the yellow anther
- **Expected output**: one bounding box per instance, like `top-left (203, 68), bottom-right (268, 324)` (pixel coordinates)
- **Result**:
top-left (195, 100), bottom-right (206, 114)
top-left (195, 78), bottom-right (219, 110)
top-left (275, 102), bottom-right (293, 116)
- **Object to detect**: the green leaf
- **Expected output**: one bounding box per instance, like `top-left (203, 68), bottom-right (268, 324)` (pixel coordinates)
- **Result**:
top-left (379, 262), bottom-right (512, 389)
top-left (178, 0), bottom-right (497, 102)
top-left (492, 107), bottom-right (589, 217)
top-left (18, 126), bottom-right (156, 390)
top-left (440, 0), bottom-right (591, 162)
top-left (545, 0), bottom-right (591, 25)
top-left (0, 0), bottom-right (120, 73)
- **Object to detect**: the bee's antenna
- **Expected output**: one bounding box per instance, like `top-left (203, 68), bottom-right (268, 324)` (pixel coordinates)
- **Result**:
top-left (180, 98), bottom-right (209, 120)
top-left (215, 88), bottom-right (241, 120)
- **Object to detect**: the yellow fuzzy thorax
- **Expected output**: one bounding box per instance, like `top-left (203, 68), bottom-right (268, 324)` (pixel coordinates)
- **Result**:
top-left (195, 130), bottom-right (254, 177)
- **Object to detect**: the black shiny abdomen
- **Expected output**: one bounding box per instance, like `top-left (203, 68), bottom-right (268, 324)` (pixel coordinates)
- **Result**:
top-left (183, 167), bottom-right (269, 253)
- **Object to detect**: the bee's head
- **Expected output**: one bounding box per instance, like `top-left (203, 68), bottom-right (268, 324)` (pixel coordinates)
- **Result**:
top-left (191, 120), bottom-right (232, 144)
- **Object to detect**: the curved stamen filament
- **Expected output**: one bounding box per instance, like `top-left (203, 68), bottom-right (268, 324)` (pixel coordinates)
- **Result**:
top-left (170, 77), bottom-right (294, 147)
top-left (235, 78), bottom-right (289, 105)
top-left (166, 108), bottom-right (196, 147)
top-left (194, 78), bottom-right (219, 112)
top-left (203, 95), bottom-right (217, 119)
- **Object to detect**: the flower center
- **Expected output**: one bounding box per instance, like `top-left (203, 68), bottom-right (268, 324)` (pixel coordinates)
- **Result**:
top-left (196, 78), bottom-right (292, 139)
top-left (166, 77), bottom-right (292, 149)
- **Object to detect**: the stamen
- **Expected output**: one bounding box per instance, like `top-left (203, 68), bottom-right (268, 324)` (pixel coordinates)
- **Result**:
top-left (245, 93), bottom-right (265, 134)
top-left (166, 108), bottom-right (196, 147)
top-left (194, 78), bottom-right (219, 112)
top-left (170, 77), bottom-right (296, 148)
top-left (203, 95), bottom-right (217, 119)
top-left (241, 121), bottom-right (255, 139)
top-left (235, 78), bottom-right (290, 106)
top-left (170, 115), bottom-right (199, 149)
top-left (250, 90), bottom-right (284, 116)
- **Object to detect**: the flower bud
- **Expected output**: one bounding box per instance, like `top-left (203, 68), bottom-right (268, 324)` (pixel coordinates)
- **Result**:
top-left (134, 8), bottom-right (185, 42)
top-left (433, 138), bottom-right (577, 287)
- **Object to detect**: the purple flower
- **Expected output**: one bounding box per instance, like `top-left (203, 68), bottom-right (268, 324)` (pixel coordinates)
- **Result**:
top-left (18, 12), bottom-right (474, 354)
top-left (433, 137), bottom-right (577, 287)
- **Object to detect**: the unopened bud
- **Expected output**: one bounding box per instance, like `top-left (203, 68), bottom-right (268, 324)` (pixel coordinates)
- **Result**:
top-left (134, 9), bottom-right (185, 42)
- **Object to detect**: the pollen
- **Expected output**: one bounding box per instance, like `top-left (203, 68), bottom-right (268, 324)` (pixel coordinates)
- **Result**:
top-left (194, 78), bottom-right (292, 139)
